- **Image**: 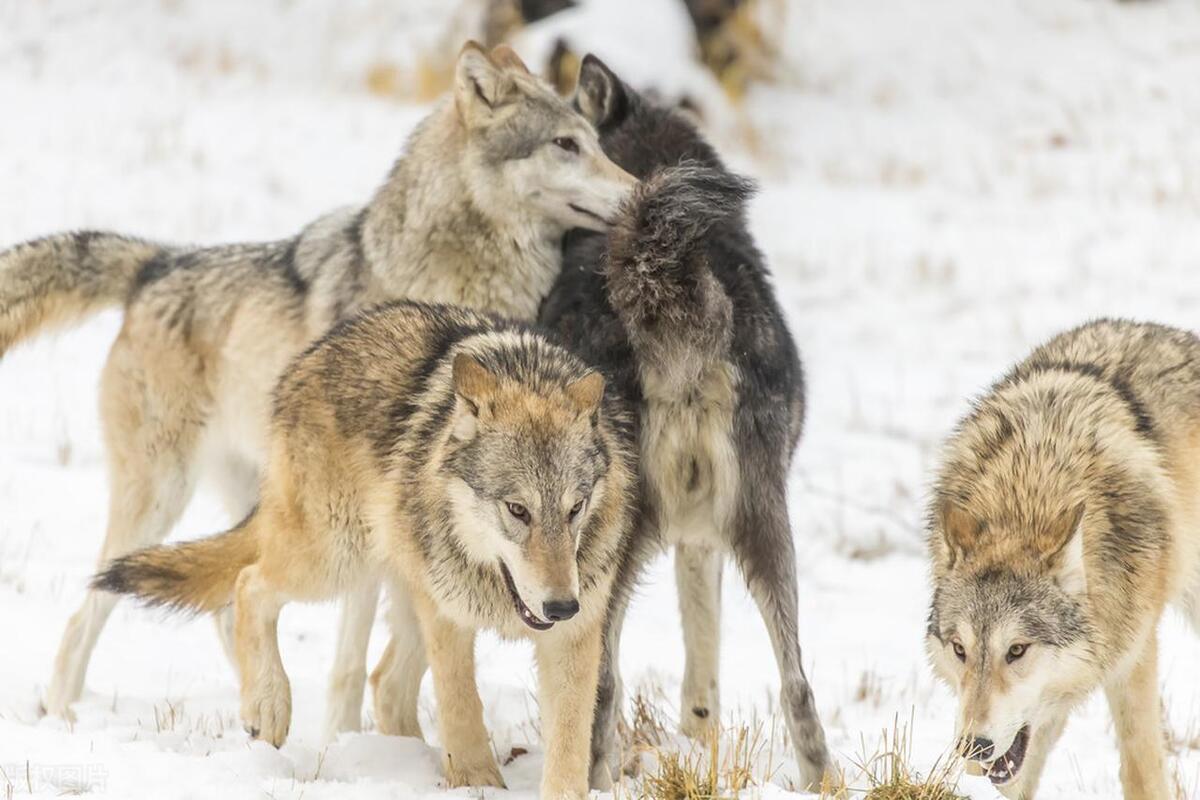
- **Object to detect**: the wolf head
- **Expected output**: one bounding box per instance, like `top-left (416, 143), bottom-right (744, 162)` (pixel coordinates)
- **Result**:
top-left (443, 347), bottom-right (608, 631)
top-left (571, 54), bottom-right (722, 178)
top-left (925, 499), bottom-right (1097, 796)
top-left (452, 42), bottom-right (635, 232)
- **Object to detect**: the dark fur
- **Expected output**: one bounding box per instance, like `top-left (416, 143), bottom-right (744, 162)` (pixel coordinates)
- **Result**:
top-left (538, 56), bottom-right (828, 785)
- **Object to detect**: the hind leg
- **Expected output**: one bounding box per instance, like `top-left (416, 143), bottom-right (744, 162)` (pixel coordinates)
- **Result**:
top-left (370, 579), bottom-right (427, 738)
top-left (324, 581), bottom-right (381, 738)
top-left (44, 333), bottom-right (204, 720)
top-left (234, 562), bottom-right (291, 746)
top-left (676, 543), bottom-right (722, 738)
top-left (730, 491), bottom-right (830, 790)
top-left (210, 454), bottom-right (261, 668)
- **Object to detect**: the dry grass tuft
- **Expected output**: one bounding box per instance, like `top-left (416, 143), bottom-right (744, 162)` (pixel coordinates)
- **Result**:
top-left (637, 723), bottom-right (768, 800)
top-left (820, 713), bottom-right (965, 800)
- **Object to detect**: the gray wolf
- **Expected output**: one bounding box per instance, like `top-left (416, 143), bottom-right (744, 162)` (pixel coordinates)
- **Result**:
top-left (926, 319), bottom-right (1200, 800)
top-left (93, 301), bottom-right (637, 800)
top-left (366, 54), bottom-right (830, 789)
top-left (0, 41), bottom-right (635, 727)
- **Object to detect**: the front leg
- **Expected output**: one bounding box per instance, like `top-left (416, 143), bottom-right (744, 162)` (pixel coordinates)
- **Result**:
top-left (1104, 634), bottom-right (1171, 800)
top-left (412, 589), bottom-right (504, 789)
top-left (537, 622), bottom-right (605, 800)
top-left (590, 594), bottom-right (630, 791)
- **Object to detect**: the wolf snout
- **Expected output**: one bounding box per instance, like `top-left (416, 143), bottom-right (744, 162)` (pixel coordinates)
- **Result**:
top-left (542, 597), bottom-right (580, 622)
top-left (958, 734), bottom-right (995, 762)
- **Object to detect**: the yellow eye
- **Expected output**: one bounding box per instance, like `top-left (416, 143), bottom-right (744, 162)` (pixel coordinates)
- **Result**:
top-left (951, 641), bottom-right (966, 662)
top-left (1006, 643), bottom-right (1028, 663)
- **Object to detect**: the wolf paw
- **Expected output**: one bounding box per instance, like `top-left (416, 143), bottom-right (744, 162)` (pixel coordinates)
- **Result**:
top-left (242, 684), bottom-right (292, 748)
top-left (444, 752), bottom-right (506, 789)
top-left (679, 697), bottom-right (719, 740)
top-left (39, 695), bottom-right (78, 725)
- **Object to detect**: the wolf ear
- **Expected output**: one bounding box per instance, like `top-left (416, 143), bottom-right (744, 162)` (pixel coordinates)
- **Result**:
top-left (1040, 503), bottom-right (1087, 594)
top-left (490, 44), bottom-right (530, 74)
top-left (939, 500), bottom-right (979, 569)
top-left (565, 371), bottom-right (605, 414)
top-left (452, 353), bottom-right (498, 439)
top-left (575, 54), bottom-right (626, 127)
top-left (455, 41), bottom-right (514, 122)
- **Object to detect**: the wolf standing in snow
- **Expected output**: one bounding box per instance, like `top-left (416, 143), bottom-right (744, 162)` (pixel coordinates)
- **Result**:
top-left (926, 319), bottom-right (1200, 800)
top-left (0, 41), bottom-right (634, 726)
top-left (94, 301), bottom-right (637, 800)
top-left (538, 56), bottom-right (830, 788)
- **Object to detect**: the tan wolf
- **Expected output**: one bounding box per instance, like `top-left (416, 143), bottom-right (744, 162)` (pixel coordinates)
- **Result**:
top-left (926, 319), bottom-right (1200, 800)
top-left (0, 42), bottom-right (635, 727)
top-left (93, 301), bottom-right (637, 800)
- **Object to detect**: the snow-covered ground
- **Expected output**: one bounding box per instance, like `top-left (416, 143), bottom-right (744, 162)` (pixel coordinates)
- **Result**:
top-left (2, 1), bottom-right (1200, 797)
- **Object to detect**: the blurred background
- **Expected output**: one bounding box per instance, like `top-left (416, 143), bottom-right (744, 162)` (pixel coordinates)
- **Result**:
top-left (1, 1), bottom-right (1199, 797)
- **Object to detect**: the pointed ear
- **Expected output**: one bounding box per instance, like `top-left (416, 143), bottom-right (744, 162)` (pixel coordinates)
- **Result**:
top-left (1039, 503), bottom-right (1087, 593)
top-left (455, 41), bottom-right (511, 122)
top-left (575, 53), bottom-right (625, 127)
top-left (939, 500), bottom-right (979, 569)
top-left (565, 371), bottom-right (604, 414)
top-left (490, 44), bottom-right (530, 74)
top-left (453, 353), bottom-right (499, 410)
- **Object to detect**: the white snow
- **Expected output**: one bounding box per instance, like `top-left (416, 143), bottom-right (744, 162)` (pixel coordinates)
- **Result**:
top-left (2, 1), bottom-right (1200, 798)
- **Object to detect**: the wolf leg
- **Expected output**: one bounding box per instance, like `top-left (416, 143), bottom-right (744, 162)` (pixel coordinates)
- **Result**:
top-left (730, 488), bottom-right (830, 791)
top-left (413, 589), bottom-right (504, 789)
top-left (590, 591), bottom-right (630, 790)
top-left (537, 623), bottom-right (605, 800)
top-left (234, 562), bottom-right (291, 747)
top-left (323, 581), bottom-right (380, 738)
top-left (1105, 633), bottom-right (1172, 800)
top-left (44, 334), bottom-right (204, 720)
top-left (676, 543), bottom-right (722, 738)
top-left (211, 454), bottom-right (261, 670)
top-left (370, 580), bottom-right (427, 738)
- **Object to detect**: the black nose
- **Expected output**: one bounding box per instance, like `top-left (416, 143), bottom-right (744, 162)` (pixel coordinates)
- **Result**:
top-left (542, 598), bottom-right (580, 621)
top-left (960, 735), bottom-right (995, 761)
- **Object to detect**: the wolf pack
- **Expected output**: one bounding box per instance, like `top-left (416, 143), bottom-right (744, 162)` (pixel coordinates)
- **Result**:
top-left (1, 41), bottom-right (1197, 800)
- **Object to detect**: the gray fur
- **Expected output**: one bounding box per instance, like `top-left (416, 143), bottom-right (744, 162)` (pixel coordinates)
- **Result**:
top-left (538, 55), bottom-right (829, 789)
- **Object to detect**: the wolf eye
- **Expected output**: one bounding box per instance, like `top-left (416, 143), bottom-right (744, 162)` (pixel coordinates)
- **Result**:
top-left (552, 136), bottom-right (579, 154)
top-left (951, 641), bottom-right (966, 662)
top-left (1006, 643), bottom-right (1028, 663)
top-left (506, 502), bottom-right (531, 524)
top-left (568, 499), bottom-right (585, 520)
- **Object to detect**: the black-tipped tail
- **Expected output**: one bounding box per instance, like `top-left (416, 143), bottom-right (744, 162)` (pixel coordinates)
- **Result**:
top-left (93, 520), bottom-right (259, 615)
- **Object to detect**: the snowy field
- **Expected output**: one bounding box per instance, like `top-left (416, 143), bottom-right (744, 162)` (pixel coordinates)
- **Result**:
top-left (2, 1), bottom-right (1200, 797)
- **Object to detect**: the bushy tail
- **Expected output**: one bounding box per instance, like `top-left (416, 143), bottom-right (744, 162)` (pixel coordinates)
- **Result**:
top-left (605, 162), bottom-right (754, 387)
top-left (0, 231), bottom-right (163, 356)
top-left (92, 517), bottom-right (260, 614)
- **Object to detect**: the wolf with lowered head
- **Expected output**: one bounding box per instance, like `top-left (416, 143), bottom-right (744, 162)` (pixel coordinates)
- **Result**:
top-left (93, 301), bottom-right (637, 800)
top-left (927, 319), bottom-right (1200, 800)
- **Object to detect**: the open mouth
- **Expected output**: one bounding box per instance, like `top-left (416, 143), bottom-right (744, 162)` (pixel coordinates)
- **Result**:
top-left (568, 203), bottom-right (613, 227)
top-left (985, 726), bottom-right (1030, 785)
top-left (498, 561), bottom-right (554, 631)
